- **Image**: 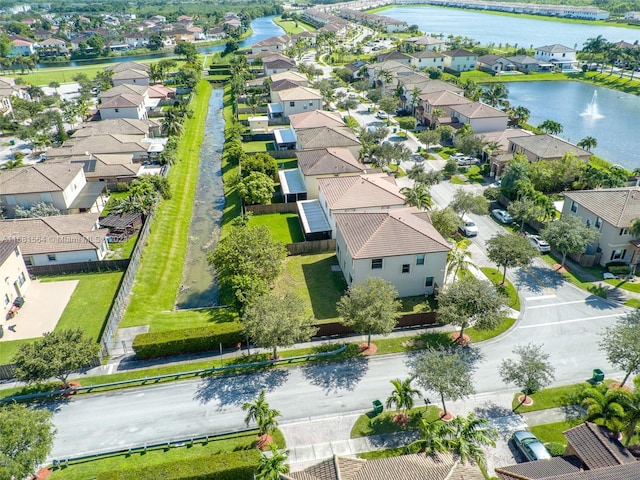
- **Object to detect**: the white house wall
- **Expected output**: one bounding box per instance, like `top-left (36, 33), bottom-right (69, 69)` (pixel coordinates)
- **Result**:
top-left (0, 246), bottom-right (31, 318)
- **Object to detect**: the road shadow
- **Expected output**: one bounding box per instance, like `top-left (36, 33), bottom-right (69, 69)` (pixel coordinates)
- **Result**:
top-left (516, 265), bottom-right (565, 293)
top-left (301, 356), bottom-right (369, 395)
top-left (193, 368), bottom-right (289, 407)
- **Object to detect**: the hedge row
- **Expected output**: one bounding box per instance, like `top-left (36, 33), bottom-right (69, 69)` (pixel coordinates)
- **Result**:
top-left (132, 322), bottom-right (243, 359)
top-left (97, 449), bottom-right (260, 480)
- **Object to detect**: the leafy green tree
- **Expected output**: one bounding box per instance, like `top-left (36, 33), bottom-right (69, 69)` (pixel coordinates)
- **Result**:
top-left (0, 404), bottom-right (55, 480)
top-left (372, 142), bottom-right (411, 168)
top-left (210, 225), bottom-right (287, 311)
top-left (540, 216), bottom-right (600, 268)
top-left (386, 377), bottom-right (420, 423)
top-left (538, 119), bottom-right (563, 135)
top-left (176, 66), bottom-right (200, 89)
top-left (429, 207), bottom-right (462, 239)
top-left (598, 309), bottom-right (640, 387)
top-left (241, 153), bottom-right (278, 179)
top-left (401, 184), bottom-right (433, 210)
top-left (453, 134), bottom-right (484, 156)
top-left (443, 158), bottom-right (457, 176)
top-left (337, 277), bottom-right (401, 348)
top-left (508, 197), bottom-right (541, 232)
top-left (418, 128), bottom-right (441, 147)
top-left (243, 292), bottom-right (317, 360)
top-left (238, 172), bottom-right (275, 205)
top-left (437, 276), bottom-right (507, 341)
top-left (256, 444), bottom-right (290, 480)
top-left (378, 95), bottom-right (398, 119)
top-left (486, 233), bottom-right (537, 284)
top-left (174, 41), bottom-right (197, 62)
top-left (13, 329), bottom-right (100, 388)
top-left (500, 343), bottom-right (556, 409)
top-left (14, 201), bottom-right (61, 218)
top-left (412, 347), bottom-right (475, 416)
top-left (242, 390), bottom-right (281, 436)
top-left (397, 116), bottom-right (416, 133)
top-left (449, 188), bottom-right (489, 218)
top-left (407, 165), bottom-right (441, 186)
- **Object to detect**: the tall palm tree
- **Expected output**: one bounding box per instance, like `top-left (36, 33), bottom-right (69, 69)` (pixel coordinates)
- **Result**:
top-left (609, 376), bottom-right (640, 445)
top-left (538, 119), bottom-right (563, 135)
top-left (508, 105), bottom-right (530, 126)
top-left (401, 184), bottom-right (433, 210)
top-left (431, 107), bottom-right (444, 126)
top-left (162, 109), bottom-right (184, 137)
top-left (582, 35), bottom-right (608, 66)
top-left (386, 377), bottom-right (420, 423)
top-left (447, 412), bottom-right (498, 474)
top-left (577, 136), bottom-right (597, 152)
top-left (578, 384), bottom-right (626, 434)
top-left (256, 445), bottom-right (290, 480)
top-left (377, 68), bottom-right (394, 93)
top-left (629, 218), bottom-right (640, 275)
top-left (242, 390), bottom-right (282, 436)
top-left (447, 242), bottom-right (473, 278)
top-left (407, 417), bottom-right (452, 455)
top-left (480, 83), bottom-right (509, 108)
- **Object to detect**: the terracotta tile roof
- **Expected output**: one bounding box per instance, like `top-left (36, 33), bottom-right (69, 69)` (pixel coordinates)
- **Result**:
top-left (270, 71), bottom-right (308, 83)
top-left (289, 110), bottom-right (344, 130)
top-left (296, 147), bottom-right (365, 176)
top-left (0, 213), bottom-right (108, 255)
top-left (564, 422), bottom-right (636, 469)
top-left (277, 86), bottom-right (321, 101)
top-left (334, 207), bottom-right (451, 259)
top-left (450, 101), bottom-right (508, 119)
top-left (421, 90), bottom-right (470, 107)
top-left (0, 164), bottom-right (82, 195)
top-left (497, 461), bottom-right (640, 480)
top-left (318, 173), bottom-right (404, 210)
top-left (72, 119), bottom-right (156, 137)
top-left (296, 127), bottom-right (360, 150)
top-left (509, 134), bottom-right (590, 160)
top-left (496, 456), bottom-right (582, 479)
top-left (48, 153), bottom-right (140, 179)
top-left (563, 188), bottom-right (640, 228)
top-left (0, 239), bottom-right (18, 265)
top-left (417, 80), bottom-right (464, 97)
top-left (99, 93), bottom-right (144, 109)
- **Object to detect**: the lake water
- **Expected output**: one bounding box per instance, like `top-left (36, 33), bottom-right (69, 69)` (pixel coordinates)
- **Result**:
top-left (383, 6), bottom-right (640, 48)
top-left (505, 81), bottom-right (640, 169)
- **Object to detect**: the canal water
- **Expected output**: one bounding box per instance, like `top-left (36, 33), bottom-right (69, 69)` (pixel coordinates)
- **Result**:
top-left (383, 6), bottom-right (640, 48)
top-left (175, 88), bottom-right (226, 309)
top-left (506, 81), bottom-right (640, 169)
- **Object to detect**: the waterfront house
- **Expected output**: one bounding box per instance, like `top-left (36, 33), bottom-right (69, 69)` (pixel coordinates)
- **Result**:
top-left (405, 35), bottom-right (447, 51)
top-left (506, 55), bottom-right (553, 73)
top-left (111, 68), bottom-right (150, 87)
top-left (477, 54), bottom-right (514, 73)
top-left (508, 134), bottom-right (590, 162)
top-left (448, 101), bottom-right (509, 134)
top-left (442, 48), bottom-right (478, 72)
top-left (410, 50), bottom-right (445, 71)
top-left (534, 44), bottom-right (579, 71)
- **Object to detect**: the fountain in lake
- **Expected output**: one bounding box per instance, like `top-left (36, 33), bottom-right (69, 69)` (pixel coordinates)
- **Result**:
top-left (581, 91), bottom-right (604, 119)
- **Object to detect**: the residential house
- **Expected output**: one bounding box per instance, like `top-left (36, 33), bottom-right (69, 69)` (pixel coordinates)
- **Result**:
top-left (277, 86), bottom-right (322, 118)
top-left (100, 84), bottom-right (149, 102)
top-left (376, 51), bottom-right (412, 65)
top-left (45, 134), bottom-right (157, 161)
top-left (448, 101), bottom-right (509, 133)
top-left (262, 54), bottom-right (298, 76)
top-left (269, 70), bottom-right (309, 85)
top-left (250, 35), bottom-right (291, 54)
top-left (367, 60), bottom-right (414, 92)
top-left (296, 126), bottom-right (360, 158)
top-left (0, 76), bottom-right (27, 117)
top-left (405, 35), bottom-right (447, 51)
top-left (269, 79), bottom-right (310, 103)
top-left (0, 164), bottom-right (107, 218)
top-left (206, 26), bottom-right (226, 41)
top-left (0, 241), bottom-right (30, 319)
top-left (124, 32), bottom-right (151, 48)
top-left (36, 37), bottom-right (68, 57)
top-left (562, 187), bottom-right (640, 268)
top-left (496, 422), bottom-right (640, 480)
top-left (69, 34), bottom-right (93, 51)
top-left (289, 109), bottom-right (344, 130)
top-left (111, 68), bottom-right (150, 87)
top-left (296, 147), bottom-right (366, 198)
top-left (334, 207), bottom-right (450, 296)
top-left (72, 118), bottom-right (161, 138)
top-left (291, 30), bottom-right (316, 46)
top-left (343, 59), bottom-right (367, 80)
top-left (50, 153), bottom-right (142, 185)
top-left (477, 54), bottom-right (514, 73)
top-left (109, 61), bottom-right (150, 74)
top-left (417, 89), bottom-right (471, 126)
top-left (508, 134), bottom-right (591, 162)
top-left (340, 8), bottom-right (407, 32)
top-left (99, 93), bottom-right (148, 120)
top-left (8, 36), bottom-right (36, 56)
top-left (410, 50), bottom-right (445, 71)
top-left (534, 44), bottom-right (579, 71)
top-left (505, 55), bottom-right (553, 73)
top-left (0, 214), bottom-right (109, 266)
top-left (442, 48), bottom-right (478, 72)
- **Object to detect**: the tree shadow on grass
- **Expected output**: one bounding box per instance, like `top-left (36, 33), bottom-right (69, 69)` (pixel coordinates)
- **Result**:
top-left (193, 367), bottom-right (289, 408)
top-left (301, 344), bottom-right (369, 394)
top-left (300, 256), bottom-right (347, 320)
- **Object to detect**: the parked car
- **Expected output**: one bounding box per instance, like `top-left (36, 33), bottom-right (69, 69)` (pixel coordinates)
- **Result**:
top-left (511, 430), bottom-right (551, 462)
top-left (527, 234), bottom-right (551, 253)
top-left (492, 209), bottom-right (514, 224)
top-left (450, 152), bottom-right (465, 160)
top-left (459, 215), bottom-right (479, 237)
top-left (376, 111), bottom-right (388, 119)
top-left (457, 156), bottom-right (473, 166)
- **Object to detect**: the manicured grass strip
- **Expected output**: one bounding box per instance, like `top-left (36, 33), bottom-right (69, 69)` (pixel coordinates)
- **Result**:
top-left (467, 317), bottom-right (515, 343)
top-left (350, 405), bottom-right (441, 438)
top-left (625, 298), bottom-right (640, 308)
top-left (481, 267), bottom-right (521, 310)
top-left (511, 382), bottom-right (589, 413)
top-left (121, 80), bottom-right (212, 327)
top-left (249, 213), bottom-right (304, 244)
top-left (530, 420), bottom-right (582, 448)
top-left (221, 86), bottom-right (242, 233)
top-left (0, 272), bottom-right (123, 365)
top-left (273, 16), bottom-right (317, 34)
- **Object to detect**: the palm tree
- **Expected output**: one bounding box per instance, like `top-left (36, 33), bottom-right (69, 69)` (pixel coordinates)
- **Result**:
top-left (578, 384), bottom-right (626, 434)
top-left (609, 376), bottom-right (640, 445)
top-left (628, 218), bottom-right (640, 276)
top-left (242, 390), bottom-right (282, 436)
top-left (162, 109), bottom-right (184, 137)
top-left (480, 83), bottom-right (509, 108)
top-left (430, 107), bottom-right (444, 126)
top-left (256, 445), bottom-right (290, 480)
top-left (386, 377), bottom-right (420, 423)
top-left (583, 35), bottom-right (608, 66)
top-left (447, 242), bottom-right (473, 277)
top-left (508, 105), bottom-right (530, 126)
top-left (401, 184), bottom-right (433, 210)
top-left (377, 68), bottom-right (394, 93)
top-left (447, 413), bottom-right (498, 474)
top-left (409, 86), bottom-right (422, 114)
top-left (538, 119), bottom-right (563, 135)
top-left (577, 136), bottom-right (597, 152)
top-left (456, 123), bottom-right (474, 137)
top-left (407, 417), bottom-right (452, 455)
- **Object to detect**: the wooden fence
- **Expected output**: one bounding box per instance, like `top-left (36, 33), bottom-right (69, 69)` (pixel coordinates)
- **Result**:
top-left (313, 312), bottom-right (438, 337)
top-left (286, 239), bottom-right (336, 255)
top-left (28, 259), bottom-right (129, 276)
top-left (245, 203), bottom-right (298, 214)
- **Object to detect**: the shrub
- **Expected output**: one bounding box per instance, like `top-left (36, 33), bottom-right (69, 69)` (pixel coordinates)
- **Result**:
top-left (111, 182), bottom-right (130, 193)
top-left (132, 323), bottom-right (243, 359)
top-left (608, 266), bottom-right (630, 276)
top-left (546, 442), bottom-right (566, 457)
top-left (97, 449), bottom-right (260, 480)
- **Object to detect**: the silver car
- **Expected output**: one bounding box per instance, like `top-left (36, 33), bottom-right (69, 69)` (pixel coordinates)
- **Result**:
top-left (527, 235), bottom-right (551, 253)
top-left (512, 430), bottom-right (551, 462)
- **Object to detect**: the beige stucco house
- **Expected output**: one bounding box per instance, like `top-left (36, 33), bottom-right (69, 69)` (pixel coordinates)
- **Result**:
top-left (0, 241), bottom-right (30, 319)
top-left (277, 86), bottom-right (323, 118)
top-left (442, 48), bottom-right (478, 72)
top-left (296, 147), bottom-right (366, 199)
top-left (99, 93), bottom-right (148, 120)
top-left (449, 101), bottom-right (509, 134)
top-left (508, 135), bottom-right (591, 162)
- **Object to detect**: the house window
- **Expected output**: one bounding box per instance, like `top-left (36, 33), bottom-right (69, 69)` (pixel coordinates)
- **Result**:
top-left (621, 228), bottom-right (629, 236)
top-left (115, 108), bottom-right (119, 113)
top-left (402, 264), bottom-right (410, 274)
top-left (371, 258), bottom-right (383, 269)
top-left (5, 195), bottom-right (15, 205)
top-left (595, 217), bottom-right (602, 229)
top-left (4, 294), bottom-right (9, 306)
top-left (586, 219), bottom-right (591, 227)
top-left (40, 192), bottom-right (53, 203)
top-left (570, 201), bottom-right (577, 213)
top-left (289, 101), bottom-right (295, 107)
top-left (349, 274), bottom-right (353, 283)
top-left (47, 254), bottom-right (57, 262)
top-left (14, 247), bottom-right (19, 257)
top-left (17, 272), bottom-right (25, 287)
top-left (416, 254), bottom-right (425, 265)
top-left (611, 249), bottom-right (626, 260)
top-left (425, 276), bottom-right (434, 287)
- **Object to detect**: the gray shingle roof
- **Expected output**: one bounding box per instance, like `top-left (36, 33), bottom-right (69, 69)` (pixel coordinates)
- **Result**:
top-left (99, 93), bottom-right (144, 109)
top-left (496, 456), bottom-right (582, 479)
top-left (509, 134), bottom-right (590, 160)
top-left (318, 173), bottom-right (404, 210)
top-left (0, 164), bottom-right (83, 195)
top-left (450, 101), bottom-right (508, 119)
top-left (0, 239), bottom-right (18, 265)
top-left (296, 147), bottom-right (364, 176)
top-left (536, 44), bottom-right (576, 53)
top-left (289, 110), bottom-right (344, 130)
top-left (563, 187), bottom-right (640, 228)
top-left (296, 127), bottom-right (359, 150)
top-left (334, 207), bottom-right (451, 259)
top-left (109, 61), bottom-right (150, 73)
top-left (111, 68), bottom-right (149, 80)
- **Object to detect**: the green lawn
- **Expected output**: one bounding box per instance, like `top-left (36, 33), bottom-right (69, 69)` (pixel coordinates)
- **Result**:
top-left (273, 253), bottom-right (347, 322)
top-left (248, 212), bottom-right (304, 244)
top-left (272, 16), bottom-right (316, 34)
top-left (530, 420), bottom-right (582, 448)
top-left (511, 382), bottom-right (590, 413)
top-left (242, 140), bottom-right (274, 153)
top-left (100, 191), bottom-right (129, 217)
top-left (49, 430), bottom-right (285, 479)
top-left (0, 271), bottom-right (123, 365)
top-left (277, 158), bottom-right (297, 170)
top-left (481, 267), bottom-right (521, 311)
top-left (120, 81), bottom-right (216, 331)
top-left (466, 317), bottom-right (516, 342)
top-left (350, 405), bottom-right (441, 438)
top-left (106, 232), bottom-right (139, 260)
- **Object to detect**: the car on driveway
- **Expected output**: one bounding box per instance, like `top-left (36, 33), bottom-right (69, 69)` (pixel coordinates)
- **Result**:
top-left (492, 209), bottom-right (514, 224)
top-left (376, 111), bottom-right (388, 120)
top-left (527, 234), bottom-right (551, 253)
top-left (511, 430), bottom-right (551, 462)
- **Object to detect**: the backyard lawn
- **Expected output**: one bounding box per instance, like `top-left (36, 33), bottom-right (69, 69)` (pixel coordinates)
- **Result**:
top-left (273, 253), bottom-right (347, 322)
top-left (242, 140), bottom-right (274, 153)
top-left (0, 271), bottom-right (123, 365)
top-left (249, 212), bottom-right (304, 244)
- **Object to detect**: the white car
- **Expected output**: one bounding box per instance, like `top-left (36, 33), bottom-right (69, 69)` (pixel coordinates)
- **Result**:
top-left (376, 111), bottom-right (388, 120)
top-left (527, 235), bottom-right (551, 253)
top-left (492, 209), bottom-right (514, 224)
top-left (459, 215), bottom-right (479, 237)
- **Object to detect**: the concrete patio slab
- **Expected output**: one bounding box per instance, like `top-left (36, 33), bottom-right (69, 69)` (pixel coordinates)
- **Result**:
top-left (1, 279), bottom-right (78, 341)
